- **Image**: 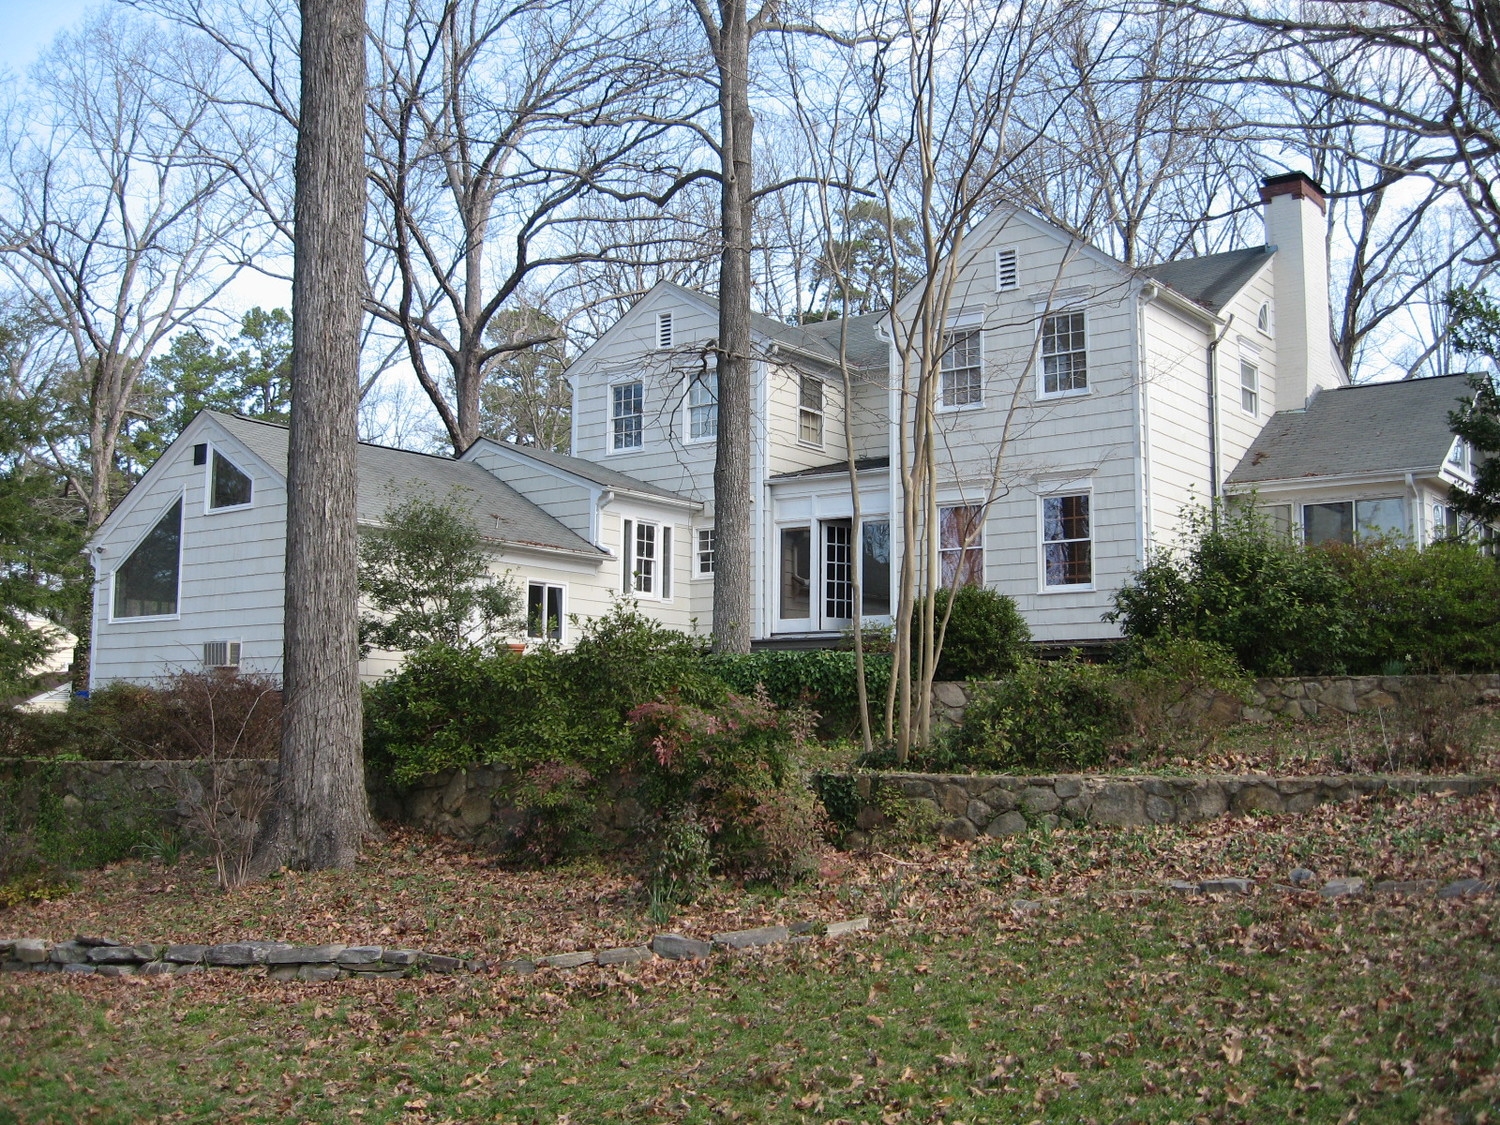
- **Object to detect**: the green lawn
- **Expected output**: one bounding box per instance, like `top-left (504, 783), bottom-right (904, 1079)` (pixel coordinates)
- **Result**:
top-left (4, 788), bottom-right (1498, 1123)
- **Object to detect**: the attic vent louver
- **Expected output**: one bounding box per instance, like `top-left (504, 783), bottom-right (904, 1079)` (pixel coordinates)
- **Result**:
top-left (996, 248), bottom-right (1019, 291)
top-left (657, 312), bottom-right (674, 349)
top-left (203, 641), bottom-right (242, 669)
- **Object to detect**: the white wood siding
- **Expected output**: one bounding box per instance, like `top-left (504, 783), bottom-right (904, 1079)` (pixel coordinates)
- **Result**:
top-left (462, 444), bottom-right (595, 541)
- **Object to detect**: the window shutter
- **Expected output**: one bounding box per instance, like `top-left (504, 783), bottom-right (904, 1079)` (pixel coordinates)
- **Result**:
top-left (661, 527), bottom-right (672, 599)
top-left (622, 519), bottom-right (634, 592)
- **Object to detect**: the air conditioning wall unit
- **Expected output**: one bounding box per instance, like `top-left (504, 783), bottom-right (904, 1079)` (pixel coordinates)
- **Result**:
top-left (203, 640), bottom-right (242, 669)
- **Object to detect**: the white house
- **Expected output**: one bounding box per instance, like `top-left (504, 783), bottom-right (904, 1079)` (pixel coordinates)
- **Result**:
top-left (86, 172), bottom-right (1486, 686)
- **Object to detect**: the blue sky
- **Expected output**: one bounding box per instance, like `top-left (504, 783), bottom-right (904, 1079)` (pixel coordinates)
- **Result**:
top-left (0, 0), bottom-right (97, 76)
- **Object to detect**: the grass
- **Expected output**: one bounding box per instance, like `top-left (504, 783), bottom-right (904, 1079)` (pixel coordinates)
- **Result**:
top-left (3, 788), bottom-right (1499, 1123)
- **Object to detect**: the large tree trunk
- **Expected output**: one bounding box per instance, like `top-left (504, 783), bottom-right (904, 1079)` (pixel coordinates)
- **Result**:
top-left (710, 0), bottom-right (755, 654)
top-left (253, 0), bottom-right (374, 873)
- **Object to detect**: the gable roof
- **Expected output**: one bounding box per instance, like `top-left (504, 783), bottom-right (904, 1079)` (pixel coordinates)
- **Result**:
top-left (1225, 374), bottom-right (1471, 486)
top-left (466, 437), bottom-right (695, 505)
top-left (1144, 246), bottom-right (1274, 313)
top-left (658, 281), bottom-right (888, 372)
top-left (209, 413), bottom-right (606, 557)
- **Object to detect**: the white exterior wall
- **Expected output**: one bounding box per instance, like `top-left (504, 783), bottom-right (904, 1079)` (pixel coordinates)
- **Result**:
top-left (767, 361), bottom-right (846, 475)
top-left (1141, 298), bottom-right (1214, 551)
top-left (601, 500), bottom-right (713, 637)
top-left (885, 212), bottom-right (1148, 642)
top-left (90, 418), bottom-right (288, 686)
top-left (462, 444), bottom-right (595, 542)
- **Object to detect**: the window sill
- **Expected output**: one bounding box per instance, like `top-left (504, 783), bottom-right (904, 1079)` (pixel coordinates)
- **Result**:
top-left (108, 612), bottom-right (182, 624)
top-left (205, 502), bottom-right (254, 515)
top-left (937, 401), bottom-right (984, 413)
top-left (1039, 583), bottom-right (1095, 595)
top-left (1037, 387), bottom-right (1090, 401)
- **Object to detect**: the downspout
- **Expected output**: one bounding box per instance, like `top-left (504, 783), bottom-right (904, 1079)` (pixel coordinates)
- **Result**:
top-left (1135, 285), bottom-right (1154, 567)
top-left (1206, 315), bottom-right (1234, 528)
top-left (594, 489), bottom-right (616, 552)
top-left (1405, 472), bottom-right (1420, 547)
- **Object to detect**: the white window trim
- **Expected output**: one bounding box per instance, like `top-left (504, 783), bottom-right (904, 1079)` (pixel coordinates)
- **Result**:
top-left (937, 503), bottom-right (986, 589)
top-left (995, 247), bottom-right (1020, 292)
top-left (797, 374), bottom-right (825, 450)
top-left (684, 369), bottom-right (717, 444)
top-left (109, 491), bottom-right (186, 624)
top-left (1036, 305), bottom-right (1091, 400)
top-left (621, 516), bottom-right (673, 601)
top-left (938, 327), bottom-right (984, 412)
top-left (203, 445), bottom-right (255, 514)
top-left (1257, 300), bottom-right (1274, 338)
top-left (1037, 488), bottom-right (1095, 593)
top-left (525, 580), bottom-right (568, 643)
top-left (693, 527), bottom-right (715, 579)
top-left (1238, 356), bottom-right (1260, 417)
top-left (608, 376), bottom-right (645, 455)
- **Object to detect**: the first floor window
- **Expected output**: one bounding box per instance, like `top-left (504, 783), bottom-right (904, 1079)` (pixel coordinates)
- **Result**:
top-left (1303, 498), bottom-right (1405, 546)
top-left (688, 371), bottom-right (718, 440)
top-left (798, 375), bottom-right (824, 447)
top-left (612, 381), bottom-right (643, 450)
top-left (861, 520), bottom-right (891, 615)
top-left (941, 329), bottom-right (982, 407)
top-left (621, 519), bottom-right (668, 597)
top-left (210, 450), bottom-right (253, 509)
top-left (1041, 310), bottom-right (1088, 395)
top-left (114, 498), bottom-right (183, 618)
top-left (527, 582), bottom-right (565, 641)
top-left (1042, 494), bottom-right (1091, 587)
top-left (939, 505), bottom-right (984, 588)
top-left (779, 527), bottom-right (812, 619)
top-left (696, 527), bottom-right (716, 575)
top-left (1240, 359), bottom-right (1259, 415)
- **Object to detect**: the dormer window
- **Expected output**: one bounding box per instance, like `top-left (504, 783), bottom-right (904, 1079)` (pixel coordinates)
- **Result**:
top-left (657, 312), bottom-right (674, 349)
top-left (209, 450), bottom-right (253, 509)
top-left (1449, 438), bottom-right (1471, 473)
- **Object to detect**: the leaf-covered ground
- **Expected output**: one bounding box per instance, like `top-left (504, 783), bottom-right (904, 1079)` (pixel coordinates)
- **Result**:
top-left (3, 788), bottom-right (1498, 1123)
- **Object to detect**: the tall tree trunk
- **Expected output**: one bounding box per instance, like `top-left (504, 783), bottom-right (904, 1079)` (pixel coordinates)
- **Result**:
top-left (709, 0), bottom-right (755, 654)
top-left (253, 0), bottom-right (374, 874)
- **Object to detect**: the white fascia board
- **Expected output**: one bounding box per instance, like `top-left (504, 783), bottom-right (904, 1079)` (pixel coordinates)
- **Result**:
top-left (464, 438), bottom-right (702, 513)
top-left (1225, 469), bottom-right (1441, 494)
top-left (1140, 280), bottom-right (1222, 328)
top-left (562, 280), bottom-right (719, 382)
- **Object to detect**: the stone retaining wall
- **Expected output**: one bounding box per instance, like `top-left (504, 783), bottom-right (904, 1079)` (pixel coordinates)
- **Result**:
top-left (929, 672), bottom-right (1500, 726)
top-left (844, 770), bottom-right (1499, 846)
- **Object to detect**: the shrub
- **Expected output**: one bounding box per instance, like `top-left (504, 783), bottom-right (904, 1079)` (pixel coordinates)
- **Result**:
top-left (925, 585), bottom-right (1031, 680)
top-left (0, 670), bottom-right (281, 761)
top-left (1108, 505), bottom-right (1358, 676)
top-left (1322, 539), bottom-right (1500, 673)
top-left (705, 650), bottom-right (892, 738)
top-left (628, 686), bottom-right (823, 885)
top-left (1116, 636), bottom-right (1251, 751)
top-left (1383, 679), bottom-right (1485, 770)
top-left (946, 656), bottom-right (1128, 772)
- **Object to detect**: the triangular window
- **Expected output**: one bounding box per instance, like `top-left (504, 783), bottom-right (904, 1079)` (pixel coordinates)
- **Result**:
top-left (114, 499), bottom-right (182, 618)
top-left (210, 450), bottom-right (253, 509)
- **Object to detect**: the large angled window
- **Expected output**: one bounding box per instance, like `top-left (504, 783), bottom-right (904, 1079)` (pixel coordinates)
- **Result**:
top-left (210, 450), bottom-right (253, 509)
top-left (114, 498), bottom-right (182, 618)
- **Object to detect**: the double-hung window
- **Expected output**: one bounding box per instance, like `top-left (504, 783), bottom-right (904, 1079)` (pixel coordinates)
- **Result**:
top-left (526, 582), bottom-right (565, 642)
top-left (1240, 359), bottom-right (1259, 415)
top-left (621, 518), bottom-right (671, 598)
top-left (1042, 493), bottom-right (1091, 587)
top-left (687, 371), bottom-right (717, 441)
top-left (612, 380), bottom-right (643, 451)
top-left (938, 505), bottom-right (984, 588)
top-left (940, 329), bottom-right (982, 408)
top-left (1040, 310), bottom-right (1088, 395)
top-left (798, 375), bottom-right (824, 447)
top-left (695, 528), bottom-right (715, 576)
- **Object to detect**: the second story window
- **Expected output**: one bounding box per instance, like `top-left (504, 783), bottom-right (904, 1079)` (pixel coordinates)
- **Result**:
top-left (1240, 359), bottom-right (1259, 415)
top-left (940, 329), bottom-right (982, 407)
top-left (1040, 310), bottom-right (1088, 395)
top-left (798, 374), bottom-right (824, 447)
top-left (612, 380), bottom-right (643, 451)
top-left (688, 370), bottom-right (718, 440)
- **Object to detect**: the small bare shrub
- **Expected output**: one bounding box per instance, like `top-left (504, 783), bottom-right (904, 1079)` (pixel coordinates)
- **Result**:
top-left (180, 757), bottom-right (273, 890)
top-left (1382, 680), bottom-right (1483, 771)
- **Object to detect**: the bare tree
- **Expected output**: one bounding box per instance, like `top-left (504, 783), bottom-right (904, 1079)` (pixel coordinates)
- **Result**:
top-left (0, 11), bottom-right (262, 529)
top-left (251, 0), bottom-right (376, 874)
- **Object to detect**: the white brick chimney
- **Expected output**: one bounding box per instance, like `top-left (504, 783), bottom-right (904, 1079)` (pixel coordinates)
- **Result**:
top-left (1260, 173), bottom-right (1342, 410)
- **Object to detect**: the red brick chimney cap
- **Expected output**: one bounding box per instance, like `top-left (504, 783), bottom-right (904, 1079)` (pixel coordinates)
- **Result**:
top-left (1260, 172), bottom-right (1327, 214)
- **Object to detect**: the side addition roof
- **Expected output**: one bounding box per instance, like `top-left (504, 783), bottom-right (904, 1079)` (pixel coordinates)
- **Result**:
top-left (211, 413), bottom-right (606, 557)
top-left (1143, 246), bottom-right (1274, 313)
top-left (469, 439), bottom-right (696, 506)
top-left (663, 282), bottom-right (888, 372)
top-left (1225, 374), bottom-right (1471, 486)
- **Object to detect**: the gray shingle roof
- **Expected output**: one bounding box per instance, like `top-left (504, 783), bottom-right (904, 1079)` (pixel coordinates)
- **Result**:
top-left (664, 282), bottom-right (888, 372)
top-left (1225, 375), bottom-right (1470, 486)
top-left (1144, 246), bottom-right (1274, 312)
top-left (209, 412), bottom-right (605, 556)
top-left (469, 439), bottom-right (694, 504)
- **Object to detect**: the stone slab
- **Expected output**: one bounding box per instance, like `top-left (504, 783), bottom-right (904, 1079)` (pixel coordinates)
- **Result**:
top-left (539, 951), bottom-right (597, 969)
top-left (1320, 878), bottom-right (1366, 899)
top-left (298, 964), bottom-right (342, 982)
top-left (381, 949), bottom-right (421, 965)
top-left (651, 934), bottom-right (712, 960)
top-left (1373, 880), bottom-right (1437, 896)
top-left (267, 944), bottom-right (345, 965)
top-left (333, 946), bottom-right (384, 966)
top-left (205, 943), bottom-right (269, 966)
top-left (1438, 878), bottom-right (1494, 899)
top-left (87, 944), bottom-right (159, 965)
top-left (499, 959), bottom-right (537, 975)
top-left (825, 917), bottom-right (871, 938)
top-left (712, 926), bottom-right (789, 951)
top-left (14, 939), bottom-right (48, 964)
top-left (95, 964), bottom-right (137, 977)
top-left (48, 942), bottom-right (89, 965)
top-left (596, 946), bottom-right (653, 966)
top-left (1199, 878), bottom-right (1254, 895)
top-left (425, 955), bottom-right (463, 973)
top-left (61, 963), bottom-right (96, 975)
